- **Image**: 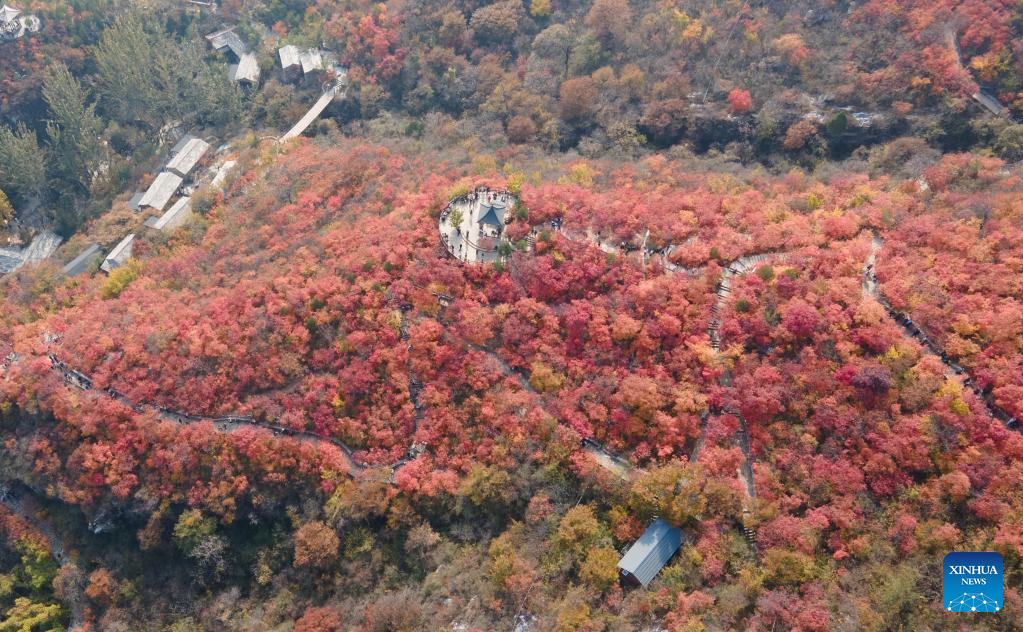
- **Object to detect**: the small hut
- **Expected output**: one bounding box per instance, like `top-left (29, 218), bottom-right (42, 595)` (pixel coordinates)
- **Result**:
top-left (230, 52), bottom-right (260, 85)
top-left (279, 45), bottom-right (301, 82)
top-left (100, 234), bottom-right (135, 273)
top-left (617, 518), bottom-right (684, 587)
top-left (166, 138), bottom-right (211, 178)
top-left (145, 196), bottom-right (193, 232)
top-left (205, 26), bottom-right (247, 59)
top-left (477, 203), bottom-right (505, 239)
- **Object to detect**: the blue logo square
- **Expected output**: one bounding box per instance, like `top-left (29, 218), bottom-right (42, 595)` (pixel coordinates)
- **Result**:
top-left (943, 552), bottom-right (1003, 612)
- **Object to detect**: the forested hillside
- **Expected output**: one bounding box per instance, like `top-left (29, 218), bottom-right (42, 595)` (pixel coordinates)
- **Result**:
top-left (1, 0), bottom-right (1022, 630)
top-left (3, 0), bottom-right (1023, 235)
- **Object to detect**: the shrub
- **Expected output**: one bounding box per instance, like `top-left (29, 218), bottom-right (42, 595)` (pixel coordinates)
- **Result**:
top-left (294, 606), bottom-right (342, 632)
top-left (101, 259), bottom-right (141, 299)
top-left (763, 548), bottom-right (817, 586)
top-left (783, 120), bottom-right (818, 151)
top-left (756, 265), bottom-right (775, 282)
top-left (579, 547), bottom-right (620, 591)
top-left (190, 186), bottom-right (217, 214)
top-left (85, 568), bottom-right (117, 605)
top-left (507, 115), bottom-right (537, 143)
top-left (293, 521), bottom-right (340, 570)
top-left (727, 88), bottom-right (752, 114)
top-left (559, 77), bottom-right (599, 122)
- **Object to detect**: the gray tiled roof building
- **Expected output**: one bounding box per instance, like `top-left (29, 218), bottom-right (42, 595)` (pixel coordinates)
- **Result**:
top-left (61, 244), bottom-right (101, 276)
top-left (139, 172), bottom-right (183, 212)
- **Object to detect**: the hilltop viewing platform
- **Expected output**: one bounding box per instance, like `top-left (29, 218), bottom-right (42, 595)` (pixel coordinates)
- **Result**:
top-left (438, 186), bottom-right (515, 264)
top-left (0, 4), bottom-right (40, 40)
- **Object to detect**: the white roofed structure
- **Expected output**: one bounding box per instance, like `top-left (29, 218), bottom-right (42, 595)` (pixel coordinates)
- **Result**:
top-left (146, 196), bottom-right (193, 232)
top-left (205, 26), bottom-right (247, 58)
top-left (279, 44), bottom-right (301, 80)
top-left (138, 172), bottom-right (183, 212)
top-left (230, 52), bottom-right (260, 84)
top-left (171, 133), bottom-right (196, 154)
top-left (166, 138), bottom-right (211, 178)
top-left (100, 234), bottom-right (135, 273)
top-left (300, 49), bottom-right (324, 76)
top-left (973, 90), bottom-right (1009, 118)
top-left (210, 160), bottom-right (237, 190)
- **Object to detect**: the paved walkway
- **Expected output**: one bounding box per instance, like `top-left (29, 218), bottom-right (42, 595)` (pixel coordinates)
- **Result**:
top-left (280, 76), bottom-right (346, 142)
top-left (38, 296), bottom-right (424, 479)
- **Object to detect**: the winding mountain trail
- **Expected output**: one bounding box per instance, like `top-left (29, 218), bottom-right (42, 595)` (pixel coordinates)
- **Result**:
top-left (4, 220), bottom-right (1015, 519)
top-left (562, 225), bottom-right (1012, 424)
top-left (450, 334), bottom-right (537, 395)
top-left (0, 217), bottom-right (1013, 619)
top-left (437, 318), bottom-right (639, 479)
top-left (708, 252), bottom-right (784, 352)
top-left (546, 224), bottom-right (1017, 544)
top-left (49, 352), bottom-right (367, 473)
top-left (548, 225), bottom-right (788, 524)
top-left (41, 300), bottom-right (428, 480)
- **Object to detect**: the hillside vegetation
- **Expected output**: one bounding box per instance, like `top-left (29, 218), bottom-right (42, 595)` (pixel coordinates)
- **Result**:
top-left (0, 1), bottom-right (1022, 630)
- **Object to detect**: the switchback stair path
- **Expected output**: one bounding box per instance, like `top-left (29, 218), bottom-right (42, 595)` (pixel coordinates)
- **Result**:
top-left (4, 223), bottom-right (1016, 501)
top-left (41, 298), bottom-right (422, 480)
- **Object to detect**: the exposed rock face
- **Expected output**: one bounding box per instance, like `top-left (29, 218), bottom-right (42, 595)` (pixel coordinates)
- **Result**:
top-left (0, 231), bottom-right (62, 275)
top-left (826, 111), bottom-right (910, 158)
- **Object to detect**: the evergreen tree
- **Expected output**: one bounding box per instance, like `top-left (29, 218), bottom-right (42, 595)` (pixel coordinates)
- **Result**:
top-left (0, 124), bottom-right (47, 206)
top-left (184, 51), bottom-right (245, 129)
top-left (93, 12), bottom-right (164, 128)
top-left (42, 62), bottom-right (103, 192)
top-left (95, 12), bottom-right (244, 131)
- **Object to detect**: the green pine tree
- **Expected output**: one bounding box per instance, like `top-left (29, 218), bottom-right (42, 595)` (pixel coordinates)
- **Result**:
top-left (0, 124), bottom-right (46, 207)
top-left (42, 62), bottom-right (103, 192)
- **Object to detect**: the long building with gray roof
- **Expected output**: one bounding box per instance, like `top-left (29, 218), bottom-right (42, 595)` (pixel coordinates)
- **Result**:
top-left (61, 244), bottom-right (101, 276)
top-left (617, 518), bottom-right (684, 587)
top-left (145, 196), bottom-right (193, 232)
top-left (138, 172), bottom-right (183, 212)
top-left (100, 234), bottom-right (135, 273)
top-left (166, 138), bottom-right (211, 178)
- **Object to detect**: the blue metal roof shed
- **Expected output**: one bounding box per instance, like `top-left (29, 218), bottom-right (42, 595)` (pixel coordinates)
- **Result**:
top-left (618, 518), bottom-right (684, 587)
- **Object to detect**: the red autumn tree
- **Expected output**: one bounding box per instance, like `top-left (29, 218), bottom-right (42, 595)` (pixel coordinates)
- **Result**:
top-left (727, 88), bottom-right (752, 114)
